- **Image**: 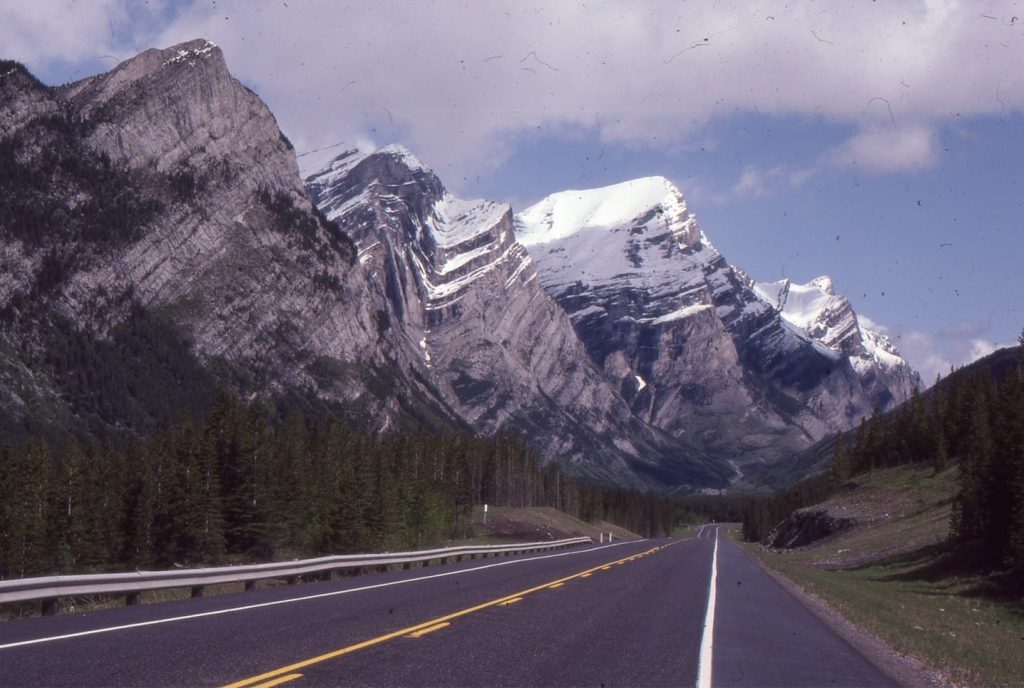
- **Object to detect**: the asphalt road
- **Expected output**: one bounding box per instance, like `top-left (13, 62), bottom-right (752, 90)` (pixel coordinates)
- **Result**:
top-left (0, 527), bottom-right (898, 687)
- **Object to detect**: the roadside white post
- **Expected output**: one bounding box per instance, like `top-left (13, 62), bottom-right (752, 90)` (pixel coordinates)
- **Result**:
top-left (483, 504), bottom-right (488, 525)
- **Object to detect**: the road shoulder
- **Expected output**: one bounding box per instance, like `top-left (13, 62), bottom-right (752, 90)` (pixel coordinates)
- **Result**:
top-left (727, 533), bottom-right (947, 688)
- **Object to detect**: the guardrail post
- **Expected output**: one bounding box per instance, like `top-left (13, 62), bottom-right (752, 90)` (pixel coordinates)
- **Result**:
top-left (42, 598), bottom-right (58, 616)
top-left (286, 576), bottom-right (298, 585)
top-left (191, 586), bottom-right (204, 599)
top-left (245, 580), bottom-right (256, 591)
top-left (126, 592), bottom-right (141, 606)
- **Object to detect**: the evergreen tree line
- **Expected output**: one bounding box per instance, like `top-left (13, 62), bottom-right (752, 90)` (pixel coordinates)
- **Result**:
top-left (737, 473), bottom-right (836, 543)
top-left (738, 343), bottom-right (1024, 570)
top-left (0, 395), bottom-right (678, 580)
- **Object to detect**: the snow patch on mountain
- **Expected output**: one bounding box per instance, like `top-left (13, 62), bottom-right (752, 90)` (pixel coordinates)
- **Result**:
top-left (302, 147), bottom-right (371, 187)
top-left (429, 196), bottom-right (509, 248)
top-left (162, 39), bottom-right (217, 68)
top-left (755, 276), bottom-right (838, 330)
top-left (650, 303), bottom-right (712, 325)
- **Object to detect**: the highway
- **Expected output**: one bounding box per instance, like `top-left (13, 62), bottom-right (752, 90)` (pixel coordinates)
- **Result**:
top-left (0, 527), bottom-right (897, 687)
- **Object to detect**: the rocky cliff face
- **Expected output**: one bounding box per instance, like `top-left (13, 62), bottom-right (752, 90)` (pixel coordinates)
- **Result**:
top-left (307, 149), bottom-right (726, 488)
top-left (0, 40), bottom-right (455, 439)
top-left (515, 177), bottom-right (919, 477)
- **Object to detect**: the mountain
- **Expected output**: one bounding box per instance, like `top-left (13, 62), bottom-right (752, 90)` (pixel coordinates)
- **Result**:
top-left (0, 40), bottom-right (455, 443)
top-left (753, 275), bottom-right (914, 390)
top-left (514, 177), bottom-right (919, 480)
top-left (0, 41), bottom-right (724, 490)
top-left (306, 148), bottom-right (727, 488)
top-left (1, 38), bottom-right (915, 492)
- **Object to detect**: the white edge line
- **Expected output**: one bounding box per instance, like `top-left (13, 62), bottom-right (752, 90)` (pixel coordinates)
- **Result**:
top-left (0, 540), bottom-right (642, 651)
top-left (697, 527), bottom-right (719, 688)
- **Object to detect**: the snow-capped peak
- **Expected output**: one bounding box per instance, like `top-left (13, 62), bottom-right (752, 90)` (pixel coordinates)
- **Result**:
top-left (516, 176), bottom-right (696, 248)
top-left (515, 176), bottom-right (722, 329)
top-left (376, 144), bottom-right (429, 172)
top-left (753, 274), bottom-right (912, 374)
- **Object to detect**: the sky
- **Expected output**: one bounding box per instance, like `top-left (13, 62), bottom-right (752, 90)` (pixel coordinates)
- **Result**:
top-left (2, 0), bottom-right (1022, 383)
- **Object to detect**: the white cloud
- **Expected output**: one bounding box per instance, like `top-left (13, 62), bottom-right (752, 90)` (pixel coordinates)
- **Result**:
top-left (732, 166), bottom-right (771, 198)
top-left (968, 338), bottom-right (998, 361)
top-left (827, 125), bottom-right (937, 173)
top-left (0, 2), bottom-right (123, 65)
top-left (900, 331), bottom-right (954, 384)
top-left (717, 163), bottom-right (817, 202)
top-left (897, 327), bottom-right (1009, 386)
top-left (5, 1), bottom-right (1024, 185)
top-left (857, 314), bottom-right (889, 336)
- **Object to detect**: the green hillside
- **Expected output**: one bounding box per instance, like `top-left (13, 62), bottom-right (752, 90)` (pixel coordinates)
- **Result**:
top-left (740, 463), bottom-right (1024, 686)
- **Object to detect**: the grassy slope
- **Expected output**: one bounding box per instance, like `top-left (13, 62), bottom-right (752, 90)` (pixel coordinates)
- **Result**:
top-left (737, 464), bottom-right (1024, 687)
top-left (459, 506), bottom-right (642, 545)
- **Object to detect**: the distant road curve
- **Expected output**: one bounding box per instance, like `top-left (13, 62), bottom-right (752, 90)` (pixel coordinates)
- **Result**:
top-left (1, 527), bottom-right (898, 687)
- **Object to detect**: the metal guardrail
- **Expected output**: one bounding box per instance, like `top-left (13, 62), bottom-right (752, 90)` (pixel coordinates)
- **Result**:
top-left (0, 536), bottom-right (592, 616)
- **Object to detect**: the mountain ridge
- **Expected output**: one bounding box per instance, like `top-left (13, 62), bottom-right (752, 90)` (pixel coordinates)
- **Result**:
top-left (1, 38), bottom-right (916, 491)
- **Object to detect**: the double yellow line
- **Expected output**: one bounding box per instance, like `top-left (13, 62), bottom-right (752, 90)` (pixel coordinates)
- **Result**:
top-left (224, 544), bottom-right (668, 688)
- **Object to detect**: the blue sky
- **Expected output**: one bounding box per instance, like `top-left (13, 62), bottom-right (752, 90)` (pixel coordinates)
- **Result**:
top-left (2, 0), bottom-right (1021, 382)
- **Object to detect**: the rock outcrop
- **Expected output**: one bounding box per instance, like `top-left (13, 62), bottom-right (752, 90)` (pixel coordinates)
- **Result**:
top-left (764, 508), bottom-right (858, 548)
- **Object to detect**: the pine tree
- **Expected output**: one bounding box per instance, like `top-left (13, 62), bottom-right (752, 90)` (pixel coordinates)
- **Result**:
top-left (831, 433), bottom-right (852, 483)
top-left (933, 428), bottom-right (949, 475)
top-left (952, 384), bottom-right (994, 544)
top-left (1017, 327), bottom-right (1024, 382)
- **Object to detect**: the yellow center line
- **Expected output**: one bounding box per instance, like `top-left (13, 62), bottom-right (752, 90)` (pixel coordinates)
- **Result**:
top-left (580, 573), bottom-right (592, 578)
top-left (248, 674), bottom-right (303, 688)
top-left (498, 597), bottom-right (523, 606)
top-left (405, 622), bottom-right (450, 638)
top-left (222, 544), bottom-right (665, 688)
top-left (547, 582), bottom-right (564, 589)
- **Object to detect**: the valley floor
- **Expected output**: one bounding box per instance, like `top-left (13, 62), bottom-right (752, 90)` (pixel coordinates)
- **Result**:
top-left (736, 465), bottom-right (1024, 687)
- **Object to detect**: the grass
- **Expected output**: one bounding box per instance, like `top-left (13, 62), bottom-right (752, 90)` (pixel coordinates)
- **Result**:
top-left (737, 464), bottom-right (1024, 687)
top-left (460, 505), bottom-right (642, 545)
top-left (671, 523), bottom-right (703, 539)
